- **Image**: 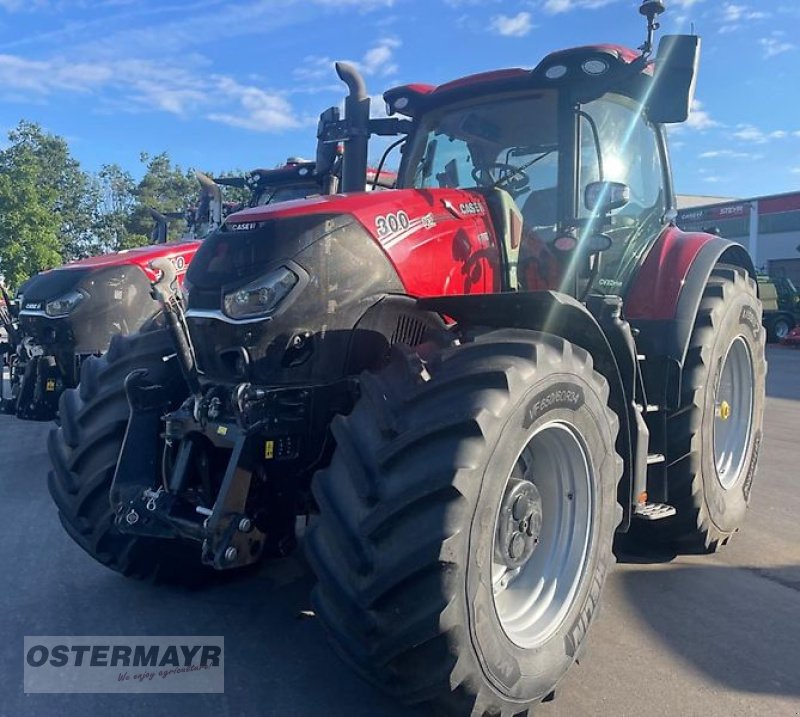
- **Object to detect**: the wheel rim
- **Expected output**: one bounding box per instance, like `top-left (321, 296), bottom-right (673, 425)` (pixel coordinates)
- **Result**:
top-left (713, 336), bottom-right (755, 490)
top-left (491, 421), bottom-right (594, 649)
top-left (776, 321), bottom-right (790, 340)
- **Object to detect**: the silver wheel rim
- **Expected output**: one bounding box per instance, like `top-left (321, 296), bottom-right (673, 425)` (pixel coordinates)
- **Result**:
top-left (713, 336), bottom-right (755, 490)
top-left (491, 421), bottom-right (594, 649)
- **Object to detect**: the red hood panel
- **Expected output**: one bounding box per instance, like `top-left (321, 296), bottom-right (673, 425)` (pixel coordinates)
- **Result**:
top-left (230, 188), bottom-right (503, 298)
top-left (51, 240), bottom-right (201, 282)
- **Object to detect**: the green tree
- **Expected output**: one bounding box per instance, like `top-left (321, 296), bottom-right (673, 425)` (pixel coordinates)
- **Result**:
top-left (125, 152), bottom-right (198, 245)
top-left (0, 122), bottom-right (68, 288)
top-left (91, 163), bottom-right (137, 251)
top-left (1, 121), bottom-right (95, 262)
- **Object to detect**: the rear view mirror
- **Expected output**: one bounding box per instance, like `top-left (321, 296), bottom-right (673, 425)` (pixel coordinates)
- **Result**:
top-left (649, 34), bottom-right (701, 124)
top-left (585, 181), bottom-right (630, 214)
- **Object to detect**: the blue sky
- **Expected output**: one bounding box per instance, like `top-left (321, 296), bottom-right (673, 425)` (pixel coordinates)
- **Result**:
top-left (0, 0), bottom-right (798, 199)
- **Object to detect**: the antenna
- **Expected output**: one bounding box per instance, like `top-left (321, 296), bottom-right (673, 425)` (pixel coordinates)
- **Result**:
top-left (639, 0), bottom-right (666, 55)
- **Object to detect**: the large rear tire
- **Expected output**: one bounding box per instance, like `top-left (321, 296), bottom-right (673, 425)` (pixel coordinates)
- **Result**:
top-left (661, 265), bottom-right (767, 551)
top-left (47, 328), bottom-right (210, 584)
top-left (306, 330), bottom-right (623, 716)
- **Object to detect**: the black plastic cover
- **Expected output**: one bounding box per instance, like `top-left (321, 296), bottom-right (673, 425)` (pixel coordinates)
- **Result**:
top-left (186, 213), bottom-right (405, 386)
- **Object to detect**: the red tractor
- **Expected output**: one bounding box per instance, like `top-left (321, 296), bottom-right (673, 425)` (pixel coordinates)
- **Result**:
top-left (10, 160), bottom-right (347, 420)
top-left (48, 3), bottom-right (766, 714)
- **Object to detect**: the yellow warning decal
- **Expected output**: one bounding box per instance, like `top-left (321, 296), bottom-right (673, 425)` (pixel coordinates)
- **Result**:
top-left (216, 425), bottom-right (228, 436)
top-left (45, 380), bottom-right (56, 392)
top-left (265, 441), bottom-right (274, 459)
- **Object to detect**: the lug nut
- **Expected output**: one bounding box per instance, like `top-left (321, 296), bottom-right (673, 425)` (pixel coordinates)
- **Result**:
top-left (224, 546), bottom-right (238, 562)
top-left (509, 533), bottom-right (526, 560)
top-left (238, 518), bottom-right (252, 533)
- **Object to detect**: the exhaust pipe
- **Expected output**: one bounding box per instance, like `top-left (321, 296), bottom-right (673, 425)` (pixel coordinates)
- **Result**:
top-left (195, 170), bottom-right (223, 231)
top-left (335, 61), bottom-right (370, 193)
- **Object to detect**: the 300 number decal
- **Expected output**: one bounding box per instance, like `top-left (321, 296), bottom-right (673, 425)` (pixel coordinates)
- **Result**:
top-left (375, 211), bottom-right (410, 237)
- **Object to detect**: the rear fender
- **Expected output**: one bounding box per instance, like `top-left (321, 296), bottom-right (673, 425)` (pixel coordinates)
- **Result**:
top-left (418, 291), bottom-right (638, 530)
top-left (625, 228), bottom-right (756, 408)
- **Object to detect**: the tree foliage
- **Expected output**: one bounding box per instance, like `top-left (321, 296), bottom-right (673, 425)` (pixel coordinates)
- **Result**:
top-left (0, 121), bottom-right (251, 290)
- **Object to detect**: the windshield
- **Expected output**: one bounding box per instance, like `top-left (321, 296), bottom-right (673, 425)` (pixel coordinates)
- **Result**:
top-left (255, 183), bottom-right (321, 206)
top-left (404, 89), bottom-right (667, 297)
top-left (405, 92), bottom-right (560, 223)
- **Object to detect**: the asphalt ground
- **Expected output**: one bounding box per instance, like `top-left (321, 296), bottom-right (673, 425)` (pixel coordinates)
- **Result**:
top-left (0, 346), bottom-right (798, 716)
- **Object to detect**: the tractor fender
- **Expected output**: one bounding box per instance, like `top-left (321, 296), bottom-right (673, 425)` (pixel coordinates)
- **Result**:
top-left (417, 291), bottom-right (639, 529)
top-left (625, 229), bottom-right (756, 408)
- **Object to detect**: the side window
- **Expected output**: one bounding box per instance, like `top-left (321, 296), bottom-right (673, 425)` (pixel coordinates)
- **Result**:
top-left (579, 94), bottom-right (667, 292)
top-left (580, 95), bottom-right (665, 218)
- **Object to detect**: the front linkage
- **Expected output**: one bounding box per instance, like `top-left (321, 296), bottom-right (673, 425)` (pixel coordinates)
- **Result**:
top-left (110, 259), bottom-right (356, 569)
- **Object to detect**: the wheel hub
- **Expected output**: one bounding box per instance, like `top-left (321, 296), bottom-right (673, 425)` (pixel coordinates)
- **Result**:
top-left (713, 336), bottom-right (755, 490)
top-left (495, 478), bottom-right (543, 569)
top-left (491, 422), bottom-right (594, 650)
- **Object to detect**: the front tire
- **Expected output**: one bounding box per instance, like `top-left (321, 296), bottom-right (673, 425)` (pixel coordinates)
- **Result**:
top-left (306, 330), bottom-right (623, 716)
top-left (662, 265), bottom-right (767, 551)
top-left (47, 328), bottom-right (209, 584)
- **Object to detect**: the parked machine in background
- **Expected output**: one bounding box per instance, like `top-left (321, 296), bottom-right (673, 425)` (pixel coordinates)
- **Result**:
top-left (48, 3), bottom-right (767, 715)
top-left (758, 274), bottom-right (799, 341)
top-left (10, 161), bottom-right (340, 421)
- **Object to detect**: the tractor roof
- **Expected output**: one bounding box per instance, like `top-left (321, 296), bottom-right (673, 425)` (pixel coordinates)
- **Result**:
top-left (384, 44), bottom-right (651, 117)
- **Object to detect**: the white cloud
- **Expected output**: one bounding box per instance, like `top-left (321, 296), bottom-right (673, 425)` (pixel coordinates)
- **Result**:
top-left (722, 3), bottom-right (769, 22)
top-left (206, 78), bottom-right (304, 132)
top-left (0, 54), bottom-right (113, 93)
top-left (791, 167), bottom-right (800, 174)
top-left (732, 124), bottom-right (792, 144)
top-left (0, 50), bottom-right (307, 131)
top-left (719, 3), bottom-right (769, 32)
top-left (293, 37), bottom-right (401, 86)
top-left (361, 38), bottom-right (401, 76)
top-left (683, 99), bottom-right (721, 131)
top-left (672, 0), bottom-right (704, 7)
top-left (700, 149), bottom-right (764, 160)
top-left (490, 11), bottom-right (532, 37)
top-left (542, 0), bottom-right (615, 13)
top-left (760, 36), bottom-right (796, 58)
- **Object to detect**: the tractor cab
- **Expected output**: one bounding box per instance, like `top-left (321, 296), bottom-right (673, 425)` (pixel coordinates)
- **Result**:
top-left (323, 19), bottom-right (699, 304)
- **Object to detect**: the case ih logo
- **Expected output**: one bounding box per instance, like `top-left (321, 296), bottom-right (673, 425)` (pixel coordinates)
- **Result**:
top-left (24, 302), bottom-right (42, 310)
top-left (459, 202), bottom-right (484, 216)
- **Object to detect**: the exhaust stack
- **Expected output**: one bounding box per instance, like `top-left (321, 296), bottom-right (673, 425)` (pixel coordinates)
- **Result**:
top-left (335, 61), bottom-right (370, 194)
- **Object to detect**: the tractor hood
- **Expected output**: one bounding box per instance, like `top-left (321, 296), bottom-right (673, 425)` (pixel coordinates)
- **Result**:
top-left (55, 239), bottom-right (200, 282)
top-left (21, 239), bottom-right (200, 308)
top-left (18, 240), bottom-right (200, 354)
top-left (184, 188), bottom-right (502, 387)
top-left (209, 187), bottom-right (503, 298)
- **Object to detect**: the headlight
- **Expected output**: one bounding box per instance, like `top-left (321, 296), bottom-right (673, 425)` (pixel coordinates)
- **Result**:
top-left (223, 267), bottom-right (298, 320)
top-left (45, 290), bottom-right (86, 317)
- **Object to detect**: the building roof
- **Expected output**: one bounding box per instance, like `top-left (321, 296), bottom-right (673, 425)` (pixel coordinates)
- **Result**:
top-left (676, 194), bottom-right (738, 209)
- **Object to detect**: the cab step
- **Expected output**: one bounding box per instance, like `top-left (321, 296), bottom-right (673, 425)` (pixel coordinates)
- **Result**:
top-left (633, 502), bottom-right (677, 521)
top-left (646, 453), bottom-right (666, 465)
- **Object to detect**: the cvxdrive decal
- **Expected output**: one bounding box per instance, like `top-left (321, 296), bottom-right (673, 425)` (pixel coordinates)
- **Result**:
top-left (523, 383), bottom-right (585, 428)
